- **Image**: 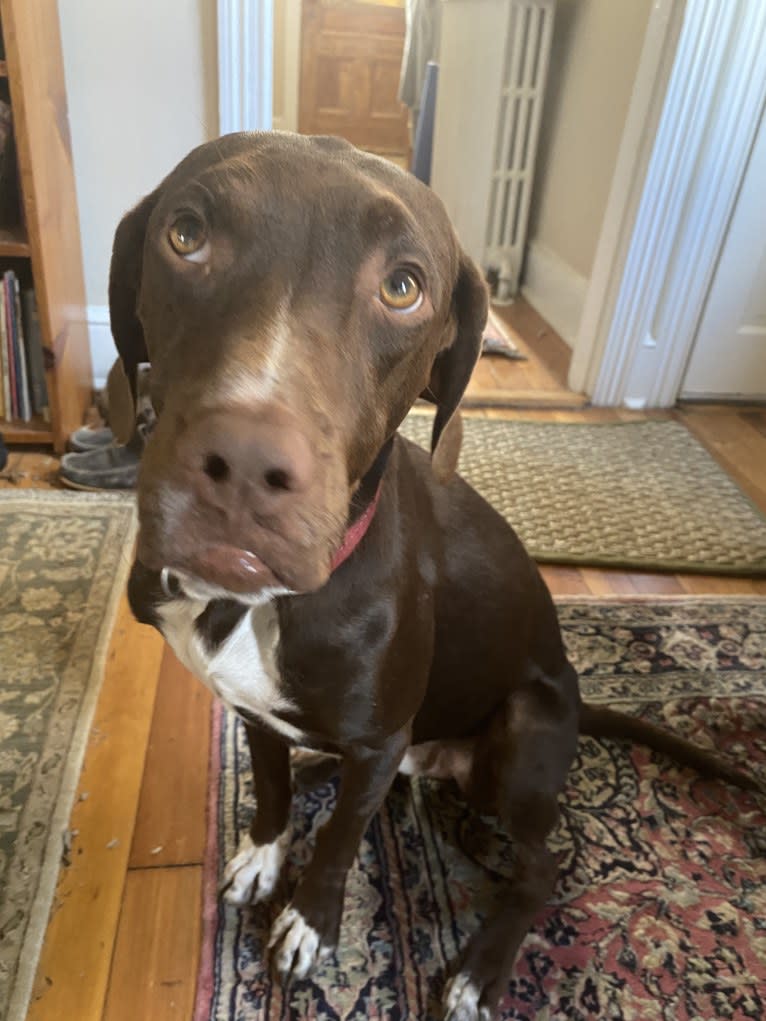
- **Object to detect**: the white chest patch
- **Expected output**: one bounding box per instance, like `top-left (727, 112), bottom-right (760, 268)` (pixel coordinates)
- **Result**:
top-left (157, 597), bottom-right (307, 744)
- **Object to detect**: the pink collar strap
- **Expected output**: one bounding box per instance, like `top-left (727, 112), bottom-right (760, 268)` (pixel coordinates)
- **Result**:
top-left (330, 484), bottom-right (383, 572)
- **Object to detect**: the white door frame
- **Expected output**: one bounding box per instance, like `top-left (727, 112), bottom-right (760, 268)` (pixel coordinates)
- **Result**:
top-left (571, 0), bottom-right (766, 407)
top-left (218, 0), bottom-right (274, 133)
top-left (272, 0), bottom-right (302, 132)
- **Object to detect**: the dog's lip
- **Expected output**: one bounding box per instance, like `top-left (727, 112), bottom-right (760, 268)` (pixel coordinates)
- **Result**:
top-left (181, 544), bottom-right (282, 594)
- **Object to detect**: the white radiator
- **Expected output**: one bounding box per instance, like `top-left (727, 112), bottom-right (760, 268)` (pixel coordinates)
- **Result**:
top-left (431, 0), bottom-right (555, 297)
top-left (485, 1), bottom-right (555, 297)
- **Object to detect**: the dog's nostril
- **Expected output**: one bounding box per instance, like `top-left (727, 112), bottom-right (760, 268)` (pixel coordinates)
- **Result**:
top-left (204, 453), bottom-right (230, 483)
top-left (264, 468), bottom-right (291, 491)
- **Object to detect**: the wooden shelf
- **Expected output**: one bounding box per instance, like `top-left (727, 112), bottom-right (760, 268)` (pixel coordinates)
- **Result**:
top-left (0, 415), bottom-right (53, 444)
top-left (0, 0), bottom-right (92, 452)
top-left (0, 222), bottom-right (30, 256)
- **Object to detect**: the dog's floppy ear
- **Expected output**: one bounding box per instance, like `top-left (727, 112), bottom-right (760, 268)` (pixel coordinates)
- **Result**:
top-left (423, 250), bottom-right (488, 480)
top-left (108, 192), bottom-right (157, 415)
top-left (105, 358), bottom-right (137, 445)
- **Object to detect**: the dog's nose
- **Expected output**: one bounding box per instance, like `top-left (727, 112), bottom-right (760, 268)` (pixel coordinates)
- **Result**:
top-left (176, 406), bottom-right (315, 515)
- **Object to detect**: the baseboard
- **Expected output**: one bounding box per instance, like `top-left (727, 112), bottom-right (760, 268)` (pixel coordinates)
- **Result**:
top-left (520, 241), bottom-right (588, 348)
top-left (87, 305), bottom-right (113, 390)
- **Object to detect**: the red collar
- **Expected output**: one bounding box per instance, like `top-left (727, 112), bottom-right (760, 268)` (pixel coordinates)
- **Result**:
top-left (330, 484), bottom-right (383, 572)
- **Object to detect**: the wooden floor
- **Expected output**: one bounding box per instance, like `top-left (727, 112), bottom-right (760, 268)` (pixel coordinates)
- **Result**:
top-left (5, 310), bottom-right (766, 1020)
top-left (464, 297), bottom-right (588, 408)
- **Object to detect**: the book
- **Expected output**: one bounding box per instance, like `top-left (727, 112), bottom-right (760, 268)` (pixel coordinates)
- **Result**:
top-left (3, 272), bottom-right (17, 418)
top-left (12, 274), bottom-right (31, 420)
top-left (0, 282), bottom-right (7, 418)
top-left (21, 288), bottom-right (48, 417)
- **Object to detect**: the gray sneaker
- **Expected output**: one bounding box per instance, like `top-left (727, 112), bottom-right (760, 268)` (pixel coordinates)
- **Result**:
top-left (59, 441), bottom-right (140, 491)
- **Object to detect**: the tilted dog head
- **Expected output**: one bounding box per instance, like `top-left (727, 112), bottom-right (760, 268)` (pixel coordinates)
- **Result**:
top-left (111, 132), bottom-right (487, 598)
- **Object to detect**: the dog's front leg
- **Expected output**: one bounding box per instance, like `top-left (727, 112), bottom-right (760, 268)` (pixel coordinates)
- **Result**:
top-left (221, 721), bottom-right (292, 906)
top-left (268, 728), bottom-right (410, 982)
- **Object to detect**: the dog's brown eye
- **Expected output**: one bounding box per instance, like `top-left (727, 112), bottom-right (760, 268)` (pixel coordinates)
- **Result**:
top-left (168, 215), bottom-right (207, 260)
top-left (379, 269), bottom-right (422, 311)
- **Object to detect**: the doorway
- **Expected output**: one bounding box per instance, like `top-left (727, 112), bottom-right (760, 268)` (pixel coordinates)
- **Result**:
top-left (297, 0), bottom-right (410, 161)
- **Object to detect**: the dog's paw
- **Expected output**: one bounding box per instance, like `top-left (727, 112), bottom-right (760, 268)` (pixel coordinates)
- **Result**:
top-left (268, 905), bottom-right (333, 982)
top-left (220, 831), bottom-right (289, 906)
top-left (443, 972), bottom-right (493, 1021)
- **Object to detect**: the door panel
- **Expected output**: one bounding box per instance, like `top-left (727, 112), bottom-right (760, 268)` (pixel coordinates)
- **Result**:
top-left (681, 107), bottom-right (766, 399)
top-left (299, 0), bottom-right (409, 155)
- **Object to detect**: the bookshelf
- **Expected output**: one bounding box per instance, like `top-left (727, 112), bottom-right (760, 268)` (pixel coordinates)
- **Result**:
top-left (0, 0), bottom-right (92, 452)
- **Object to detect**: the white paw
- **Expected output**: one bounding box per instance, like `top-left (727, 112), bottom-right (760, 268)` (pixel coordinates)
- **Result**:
top-left (268, 906), bottom-right (331, 980)
top-left (221, 831), bottom-right (289, 906)
top-left (444, 972), bottom-right (491, 1021)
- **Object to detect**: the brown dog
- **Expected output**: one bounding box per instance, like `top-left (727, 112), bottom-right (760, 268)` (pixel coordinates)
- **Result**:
top-left (117, 132), bottom-right (757, 1020)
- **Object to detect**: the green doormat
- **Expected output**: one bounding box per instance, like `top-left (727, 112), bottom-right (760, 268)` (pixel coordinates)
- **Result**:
top-left (400, 416), bottom-right (766, 575)
top-left (0, 491), bottom-right (136, 1021)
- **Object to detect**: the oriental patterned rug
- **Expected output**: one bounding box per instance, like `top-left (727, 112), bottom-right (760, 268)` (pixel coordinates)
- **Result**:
top-left (195, 597), bottom-right (766, 1021)
top-left (0, 491), bottom-right (136, 1021)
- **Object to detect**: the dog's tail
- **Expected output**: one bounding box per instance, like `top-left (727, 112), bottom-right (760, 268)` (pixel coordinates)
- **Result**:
top-left (578, 702), bottom-right (762, 793)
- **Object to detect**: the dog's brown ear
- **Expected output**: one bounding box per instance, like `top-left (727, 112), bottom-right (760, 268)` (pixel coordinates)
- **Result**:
top-left (423, 250), bottom-right (488, 478)
top-left (108, 192), bottom-right (156, 412)
top-left (430, 409), bottom-right (463, 483)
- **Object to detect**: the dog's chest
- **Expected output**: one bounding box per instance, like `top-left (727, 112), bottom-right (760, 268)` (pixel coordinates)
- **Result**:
top-left (157, 598), bottom-right (306, 743)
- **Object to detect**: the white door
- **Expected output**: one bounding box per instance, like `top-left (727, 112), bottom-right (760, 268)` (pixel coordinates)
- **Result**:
top-left (680, 104), bottom-right (766, 400)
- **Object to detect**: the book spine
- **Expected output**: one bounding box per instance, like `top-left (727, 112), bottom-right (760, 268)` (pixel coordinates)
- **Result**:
top-left (12, 274), bottom-right (31, 421)
top-left (4, 273), bottom-right (17, 419)
top-left (0, 280), bottom-right (7, 419)
top-left (22, 289), bottom-right (49, 417)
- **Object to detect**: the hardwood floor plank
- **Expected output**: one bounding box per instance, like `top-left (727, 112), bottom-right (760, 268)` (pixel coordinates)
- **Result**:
top-left (487, 349), bottom-right (561, 391)
top-left (492, 296), bottom-right (574, 389)
top-left (480, 406), bottom-right (659, 423)
top-left (578, 569), bottom-right (639, 596)
top-left (539, 564), bottom-right (591, 594)
top-left (678, 575), bottom-right (766, 595)
top-left (678, 406), bottom-right (766, 511)
top-left (101, 867), bottom-right (203, 1021)
top-left (465, 357), bottom-right (501, 399)
top-left (462, 389), bottom-right (588, 409)
top-left (740, 408), bottom-right (766, 440)
top-left (26, 596), bottom-right (165, 1021)
top-left (130, 649), bottom-right (213, 869)
top-left (0, 448), bottom-right (59, 488)
top-left (627, 572), bottom-right (686, 595)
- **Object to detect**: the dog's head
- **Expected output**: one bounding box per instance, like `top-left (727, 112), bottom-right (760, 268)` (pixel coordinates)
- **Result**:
top-left (111, 132), bottom-right (487, 599)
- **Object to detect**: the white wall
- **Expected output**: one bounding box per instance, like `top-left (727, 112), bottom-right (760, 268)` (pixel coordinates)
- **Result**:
top-left (58, 0), bottom-right (218, 384)
top-left (523, 0), bottom-right (652, 345)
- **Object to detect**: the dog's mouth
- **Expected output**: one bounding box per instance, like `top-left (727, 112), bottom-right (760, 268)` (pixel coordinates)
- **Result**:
top-left (182, 543), bottom-right (282, 594)
top-left (155, 554), bottom-right (288, 605)
top-left (136, 526), bottom-right (336, 600)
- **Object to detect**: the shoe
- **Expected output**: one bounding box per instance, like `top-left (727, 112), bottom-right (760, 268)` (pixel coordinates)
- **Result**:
top-left (59, 441), bottom-right (140, 491)
top-left (67, 425), bottom-right (115, 453)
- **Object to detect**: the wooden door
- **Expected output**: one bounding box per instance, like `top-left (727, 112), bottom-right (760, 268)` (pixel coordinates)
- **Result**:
top-left (299, 0), bottom-right (409, 156)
